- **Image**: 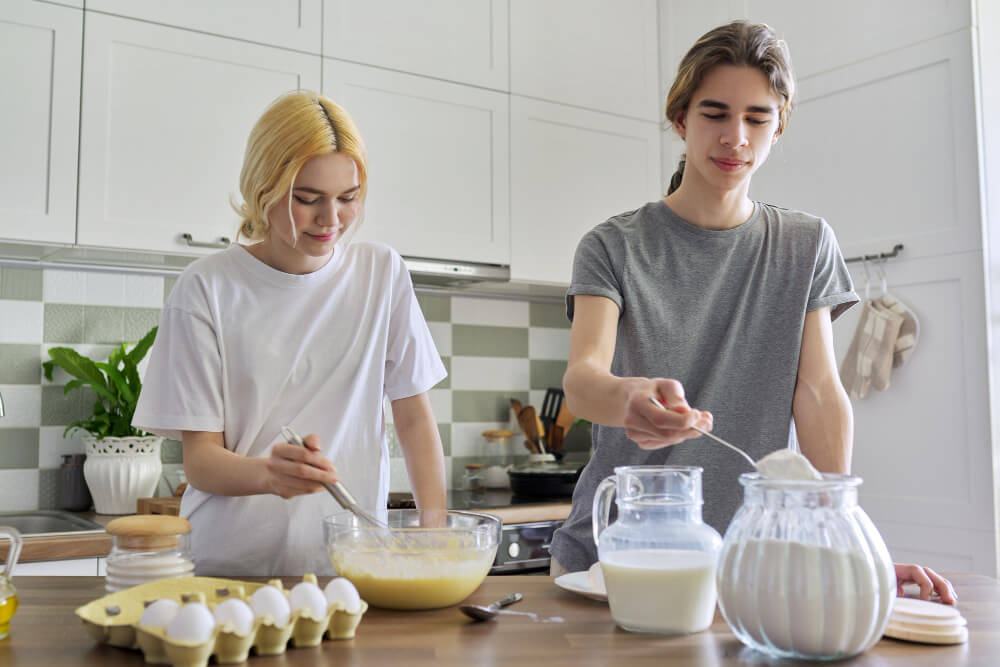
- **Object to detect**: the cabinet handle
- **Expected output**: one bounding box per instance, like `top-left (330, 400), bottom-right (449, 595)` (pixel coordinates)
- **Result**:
top-left (181, 233), bottom-right (231, 249)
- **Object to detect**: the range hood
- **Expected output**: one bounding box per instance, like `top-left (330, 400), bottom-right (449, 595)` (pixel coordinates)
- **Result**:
top-left (0, 240), bottom-right (571, 302)
top-left (403, 256), bottom-right (510, 287)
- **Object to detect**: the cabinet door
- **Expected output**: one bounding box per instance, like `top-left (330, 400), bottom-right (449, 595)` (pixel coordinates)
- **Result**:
top-left (78, 13), bottom-right (321, 254)
top-left (323, 60), bottom-right (509, 265)
top-left (0, 1), bottom-right (81, 244)
top-left (510, 96), bottom-right (660, 284)
top-left (86, 0), bottom-right (322, 54)
top-left (510, 0), bottom-right (660, 121)
top-left (750, 32), bottom-right (980, 262)
top-left (323, 0), bottom-right (508, 90)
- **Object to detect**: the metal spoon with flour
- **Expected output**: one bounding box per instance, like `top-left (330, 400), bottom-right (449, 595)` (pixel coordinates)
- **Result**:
top-left (647, 396), bottom-right (822, 479)
top-left (648, 396), bottom-right (756, 468)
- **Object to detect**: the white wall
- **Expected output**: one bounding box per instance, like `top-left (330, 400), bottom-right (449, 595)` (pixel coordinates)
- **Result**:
top-left (659, 0), bottom-right (998, 576)
top-left (977, 0), bottom-right (1000, 575)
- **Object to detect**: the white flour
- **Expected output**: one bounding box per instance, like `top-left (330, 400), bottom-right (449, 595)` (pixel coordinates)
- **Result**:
top-left (719, 539), bottom-right (894, 656)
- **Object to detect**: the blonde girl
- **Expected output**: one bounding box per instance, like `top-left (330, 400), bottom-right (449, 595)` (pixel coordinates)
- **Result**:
top-left (134, 91), bottom-right (447, 576)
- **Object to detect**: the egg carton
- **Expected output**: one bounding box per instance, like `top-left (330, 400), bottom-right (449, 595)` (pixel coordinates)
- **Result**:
top-left (75, 574), bottom-right (367, 666)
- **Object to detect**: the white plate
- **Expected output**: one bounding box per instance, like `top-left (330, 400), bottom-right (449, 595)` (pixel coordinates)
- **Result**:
top-left (554, 571), bottom-right (607, 602)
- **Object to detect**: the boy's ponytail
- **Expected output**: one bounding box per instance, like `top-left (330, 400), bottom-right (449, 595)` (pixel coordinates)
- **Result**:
top-left (667, 157), bottom-right (686, 195)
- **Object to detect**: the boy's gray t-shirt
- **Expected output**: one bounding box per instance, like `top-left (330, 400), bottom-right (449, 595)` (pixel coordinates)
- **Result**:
top-left (550, 200), bottom-right (858, 573)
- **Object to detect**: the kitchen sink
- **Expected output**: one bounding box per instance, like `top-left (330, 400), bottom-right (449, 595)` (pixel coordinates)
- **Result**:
top-left (0, 510), bottom-right (104, 536)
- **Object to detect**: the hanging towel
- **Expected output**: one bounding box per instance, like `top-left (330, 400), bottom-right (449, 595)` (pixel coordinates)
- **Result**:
top-left (839, 300), bottom-right (904, 399)
top-left (877, 293), bottom-right (919, 368)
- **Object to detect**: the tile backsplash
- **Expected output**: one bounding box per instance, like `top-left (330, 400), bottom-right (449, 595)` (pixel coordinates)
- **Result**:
top-left (0, 265), bottom-right (587, 511)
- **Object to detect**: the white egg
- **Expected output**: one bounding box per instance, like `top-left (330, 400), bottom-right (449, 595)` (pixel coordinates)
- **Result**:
top-left (324, 577), bottom-right (362, 614)
top-left (138, 598), bottom-right (180, 628)
top-left (165, 602), bottom-right (215, 643)
top-left (212, 598), bottom-right (255, 635)
top-left (249, 585), bottom-right (291, 626)
top-left (289, 582), bottom-right (328, 619)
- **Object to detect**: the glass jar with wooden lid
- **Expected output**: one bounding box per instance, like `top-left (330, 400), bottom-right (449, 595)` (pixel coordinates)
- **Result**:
top-left (104, 515), bottom-right (194, 593)
top-left (481, 430), bottom-right (514, 488)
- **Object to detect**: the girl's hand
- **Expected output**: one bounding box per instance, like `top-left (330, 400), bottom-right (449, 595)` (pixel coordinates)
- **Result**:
top-left (265, 432), bottom-right (339, 499)
top-left (894, 563), bottom-right (957, 605)
top-left (625, 379), bottom-right (713, 449)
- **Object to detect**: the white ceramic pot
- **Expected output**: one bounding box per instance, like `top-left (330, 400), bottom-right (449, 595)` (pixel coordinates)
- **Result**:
top-left (82, 436), bottom-right (163, 515)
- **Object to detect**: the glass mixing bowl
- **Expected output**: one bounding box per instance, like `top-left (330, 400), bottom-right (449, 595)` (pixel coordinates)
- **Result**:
top-left (323, 509), bottom-right (501, 610)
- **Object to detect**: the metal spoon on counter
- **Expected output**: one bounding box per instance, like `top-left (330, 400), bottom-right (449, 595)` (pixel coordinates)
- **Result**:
top-left (460, 593), bottom-right (524, 622)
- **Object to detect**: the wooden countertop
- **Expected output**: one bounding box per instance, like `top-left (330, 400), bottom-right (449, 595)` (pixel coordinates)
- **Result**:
top-left (2, 573), bottom-right (996, 665)
top-left (9, 503), bottom-right (572, 563)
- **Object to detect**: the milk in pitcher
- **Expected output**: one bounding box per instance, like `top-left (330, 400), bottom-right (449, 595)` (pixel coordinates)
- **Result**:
top-left (601, 548), bottom-right (717, 634)
top-left (593, 466), bottom-right (722, 636)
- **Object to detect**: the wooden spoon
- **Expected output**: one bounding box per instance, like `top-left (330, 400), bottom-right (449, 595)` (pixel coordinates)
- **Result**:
top-left (519, 405), bottom-right (545, 453)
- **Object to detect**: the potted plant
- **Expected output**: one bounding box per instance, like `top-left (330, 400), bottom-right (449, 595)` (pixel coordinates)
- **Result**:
top-left (42, 326), bottom-right (161, 514)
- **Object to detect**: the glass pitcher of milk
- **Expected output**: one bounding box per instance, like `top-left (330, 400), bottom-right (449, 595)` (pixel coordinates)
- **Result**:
top-left (592, 465), bottom-right (722, 635)
top-left (717, 473), bottom-right (896, 661)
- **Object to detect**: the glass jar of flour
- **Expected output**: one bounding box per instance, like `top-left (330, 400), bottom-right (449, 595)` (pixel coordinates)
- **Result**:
top-left (717, 473), bottom-right (896, 661)
top-left (592, 465), bottom-right (722, 635)
top-left (104, 515), bottom-right (194, 593)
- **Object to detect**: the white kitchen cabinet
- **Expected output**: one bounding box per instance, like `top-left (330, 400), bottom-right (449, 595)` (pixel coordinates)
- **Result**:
top-left (750, 31), bottom-right (981, 262)
top-left (742, 0), bottom-right (970, 79)
top-left (77, 13), bottom-right (321, 254)
top-left (323, 60), bottom-right (510, 265)
top-left (510, 96), bottom-right (661, 285)
top-left (16, 557), bottom-right (98, 576)
top-left (323, 0), bottom-right (508, 91)
top-left (0, 1), bottom-right (81, 245)
top-left (509, 0), bottom-right (660, 121)
top-left (85, 0), bottom-right (322, 55)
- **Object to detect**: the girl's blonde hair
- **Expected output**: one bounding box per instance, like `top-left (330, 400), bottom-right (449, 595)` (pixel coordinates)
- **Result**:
top-left (665, 21), bottom-right (795, 194)
top-left (232, 90), bottom-right (368, 242)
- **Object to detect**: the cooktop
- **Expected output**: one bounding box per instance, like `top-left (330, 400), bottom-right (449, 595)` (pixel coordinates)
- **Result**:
top-left (388, 489), bottom-right (569, 511)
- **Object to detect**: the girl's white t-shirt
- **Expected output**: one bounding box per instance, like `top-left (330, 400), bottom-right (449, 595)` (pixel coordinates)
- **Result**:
top-left (133, 242), bottom-right (446, 576)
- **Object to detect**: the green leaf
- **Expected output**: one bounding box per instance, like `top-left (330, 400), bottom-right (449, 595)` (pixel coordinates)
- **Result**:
top-left (123, 362), bottom-right (142, 397)
top-left (97, 361), bottom-right (135, 405)
top-left (45, 348), bottom-right (117, 404)
top-left (63, 379), bottom-right (87, 394)
top-left (42, 360), bottom-right (55, 382)
top-left (127, 326), bottom-right (158, 365)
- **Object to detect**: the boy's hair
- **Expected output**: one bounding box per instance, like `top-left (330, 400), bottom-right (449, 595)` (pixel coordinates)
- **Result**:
top-left (665, 21), bottom-right (794, 194)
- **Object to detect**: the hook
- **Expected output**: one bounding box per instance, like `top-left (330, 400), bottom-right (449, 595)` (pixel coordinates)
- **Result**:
top-left (877, 257), bottom-right (888, 298)
top-left (861, 257), bottom-right (872, 302)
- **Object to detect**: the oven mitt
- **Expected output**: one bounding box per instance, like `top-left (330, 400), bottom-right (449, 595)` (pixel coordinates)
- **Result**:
top-left (876, 293), bottom-right (919, 368)
top-left (839, 300), bottom-right (904, 399)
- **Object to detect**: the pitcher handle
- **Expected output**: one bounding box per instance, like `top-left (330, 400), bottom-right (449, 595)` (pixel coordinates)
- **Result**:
top-left (0, 526), bottom-right (22, 580)
top-left (592, 475), bottom-right (617, 548)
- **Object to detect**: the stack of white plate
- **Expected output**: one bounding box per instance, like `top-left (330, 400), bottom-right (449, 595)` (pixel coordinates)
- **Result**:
top-left (105, 552), bottom-right (195, 593)
top-left (883, 597), bottom-right (968, 645)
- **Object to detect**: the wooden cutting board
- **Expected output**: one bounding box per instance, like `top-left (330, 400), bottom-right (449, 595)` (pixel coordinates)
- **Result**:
top-left (136, 482), bottom-right (185, 515)
top-left (135, 497), bottom-right (180, 516)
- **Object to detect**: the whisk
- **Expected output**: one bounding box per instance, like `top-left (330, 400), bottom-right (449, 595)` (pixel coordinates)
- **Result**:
top-left (280, 426), bottom-right (390, 530)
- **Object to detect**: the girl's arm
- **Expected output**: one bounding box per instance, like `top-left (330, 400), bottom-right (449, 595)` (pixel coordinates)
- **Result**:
top-left (391, 392), bottom-right (447, 510)
top-left (181, 430), bottom-right (339, 498)
top-left (563, 294), bottom-right (711, 448)
top-left (792, 307), bottom-right (853, 473)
